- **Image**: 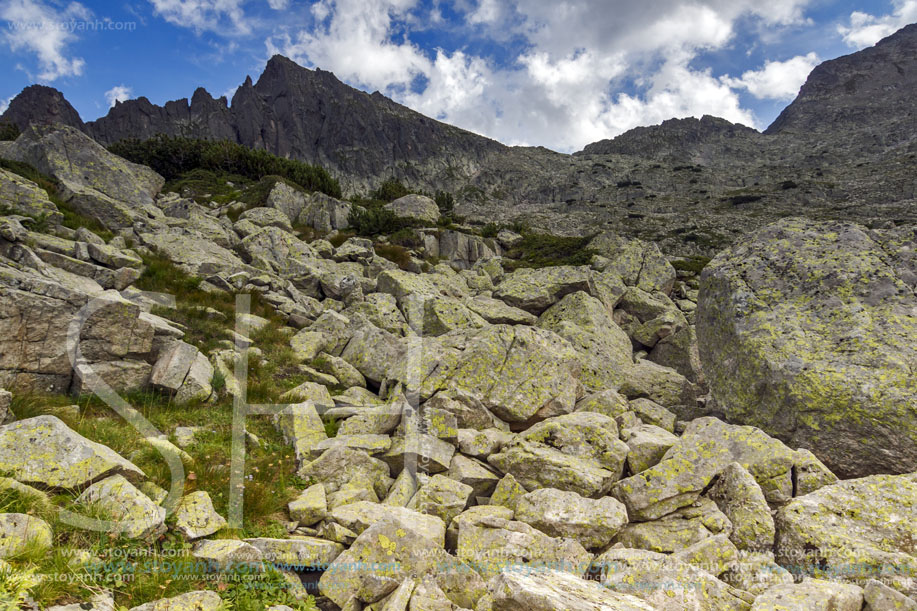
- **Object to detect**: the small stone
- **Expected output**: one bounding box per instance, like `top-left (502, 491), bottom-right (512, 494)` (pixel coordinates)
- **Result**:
top-left (173, 491), bottom-right (227, 540)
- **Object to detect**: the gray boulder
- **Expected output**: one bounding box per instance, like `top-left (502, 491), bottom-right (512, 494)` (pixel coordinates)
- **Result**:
top-left (385, 194), bottom-right (440, 226)
top-left (697, 218), bottom-right (917, 477)
top-left (6, 124), bottom-right (163, 230)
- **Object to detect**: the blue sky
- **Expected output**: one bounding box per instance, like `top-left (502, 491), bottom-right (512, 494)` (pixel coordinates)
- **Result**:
top-left (1, 1), bottom-right (915, 152)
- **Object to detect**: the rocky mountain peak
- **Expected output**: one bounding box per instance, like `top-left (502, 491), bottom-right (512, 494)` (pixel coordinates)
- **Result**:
top-left (577, 115), bottom-right (761, 162)
top-left (766, 23), bottom-right (917, 140)
top-left (0, 84), bottom-right (84, 132)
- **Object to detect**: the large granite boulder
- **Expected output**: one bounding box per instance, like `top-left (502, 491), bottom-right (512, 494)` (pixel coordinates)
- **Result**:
top-left (774, 472), bottom-right (917, 597)
top-left (384, 194), bottom-right (440, 226)
top-left (537, 291), bottom-right (633, 391)
top-left (697, 218), bottom-right (917, 477)
top-left (318, 520), bottom-right (485, 608)
top-left (0, 168), bottom-right (63, 222)
top-left (0, 415), bottom-right (142, 488)
top-left (489, 568), bottom-right (655, 610)
top-left (5, 124), bottom-right (163, 229)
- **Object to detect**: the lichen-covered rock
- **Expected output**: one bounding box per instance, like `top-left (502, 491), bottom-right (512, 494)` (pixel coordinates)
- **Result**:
top-left (612, 417), bottom-right (800, 521)
top-left (0, 415), bottom-right (142, 488)
top-left (7, 124), bottom-right (163, 230)
top-left (465, 296), bottom-right (537, 325)
top-left (128, 590), bottom-right (224, 611)
top-left (493, 266), bottom-right (594, 314)
top-left (408, 474), bottom-right (474, 527)
top-left (446, 454), bottom-right (500, 498)
top-left (289, 483), bottom-right (327, 526)
top-left (489, 568), bottom-right (656, 611)
top-left (420, 325), bottom-right (583, 424)
top-left (589, 232), bottom-right (676, 295)
top-left (402, 294), bottom-right (487, 336)
top-left (672, 534), bottom-right (740, 577)
top-left (241, 226), bottom-right (317, 276)
top-left (537, 291), bottom-right (633, 391)
top-left (244, 536), bottom-right (345, 569)
top-left (514, 488), bottom-right (628, 550)
top-left (614, 497), bottom-right (732, 553)
top-left (456, 428), bottom-right (513, 459)
top-left (298, 446), bottom-right (392, 500)
top-left (275, 402), bottom-right (328, 467)
top-left (330, 501), bottom-right (446, 546)
top-left (863, 579), bottom-right (917, 611)
top-left (720, 551), bottom-right (793, 597)
top-left (319, 520), bottom-right (486, 609)
top-left (490, 412), bottom-right (628, 497)
top-left (574, 389), bottom-right (631, 418)
top-left (138, 231), bottom-right (245, 276)
top-left (173, 491), bottom-right (226, 540)
top-left (0, 513), bottom-right (52, 558)
top-left (749, 579), bottom-right (863, 611)
top-left (385, 194), bottom-right (440, 226)
top-left (191, 539), bottom-right (263, 572)
top-left (697, 218), bottom-right (917, 477)
top-left (774, 472), bottom-right (917, 597)
top-left (707, 463), bottom-right (775, 552)
top-left (77, 474), bottom-right (166, 539)
top-left (490, 474), bottom-right (527, 511)
top-left (0, 168), bottom-right (63, 222)
top-left (596, 547), bottom-right (753, 610)
top-left (381, 435), bottom-right (455, 474)
top-left (622, 424), bottom-right (679, 473)
top-left (456, 516), bottom-right (592, 580)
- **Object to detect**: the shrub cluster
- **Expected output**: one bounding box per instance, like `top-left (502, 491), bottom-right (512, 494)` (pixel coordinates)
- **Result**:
top-left (0, 122), bottom-right (20, 141)
top-left (109, 135), bottom-right (341, 199)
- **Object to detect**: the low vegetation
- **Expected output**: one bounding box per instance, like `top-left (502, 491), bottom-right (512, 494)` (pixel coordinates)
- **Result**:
top-left (4, 255), bottom-right (324, 609)
top-left (505, 232), bottom-right (596, 268)
top-left (0, 122), bottom-right (20, 141)
top-left (109, 135), bottom-right (342, 199)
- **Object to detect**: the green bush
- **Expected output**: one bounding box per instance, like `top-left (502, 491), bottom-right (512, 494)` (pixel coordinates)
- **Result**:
top-left (481, 223), bottom-right (500, 238)
top-left (389, 227), bottom-right (423, 248)
top-left (348, 206), bottom-right (410, 236)
top-left (374, 243), bottom-right (412, 270)
top-left (506, 232), bottom-right (596, 268)
top-left (0, 123), bottom-right (20, 141)
top-left (371, 179), bottom-right (411, 202)
top-left (435, 190), bottom-right (455, 215)
top-left (108, 135), bottom-right (341, 198)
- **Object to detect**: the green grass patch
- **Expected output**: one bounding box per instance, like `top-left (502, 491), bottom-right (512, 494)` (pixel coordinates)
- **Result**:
top-left (374, 243), bottom-right (412, 270)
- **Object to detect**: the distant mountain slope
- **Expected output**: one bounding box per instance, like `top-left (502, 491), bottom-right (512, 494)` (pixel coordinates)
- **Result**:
top-left (575, 116), bottom-right (762, 165)
top-left (766, 23), bottom-right (917, 145)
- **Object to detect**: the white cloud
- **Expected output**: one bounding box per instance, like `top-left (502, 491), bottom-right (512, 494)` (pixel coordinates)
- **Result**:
top-left (267, 0), bottom-right (290, 9)
top-left (148, 0), bottom-right (251, 35)
top-left (0, 96), bottom-right (11, 114)
top-left (104, 84), bottom-right (133, 108)
top-left (838, 1), bottom-right (917, 48)
top-left (268, 0), bottom-right (429, 91)
top-left (264, 0), bottom-right (819, 151)
top-left (0, 0), bottom-right (90, 81)
top-left (724, 52), bottom-right (818, 100)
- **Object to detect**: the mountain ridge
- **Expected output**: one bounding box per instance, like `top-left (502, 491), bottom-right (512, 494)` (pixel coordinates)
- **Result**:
top-left (3, 25), bottom-right (917, 253)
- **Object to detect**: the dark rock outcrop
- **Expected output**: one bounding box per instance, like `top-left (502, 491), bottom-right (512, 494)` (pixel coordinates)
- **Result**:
top-left (0, 85), bottom-right (84, 132)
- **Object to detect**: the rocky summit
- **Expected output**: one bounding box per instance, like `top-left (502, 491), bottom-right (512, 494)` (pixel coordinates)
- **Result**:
top-left (0, 20), bottom-right (914, 611)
